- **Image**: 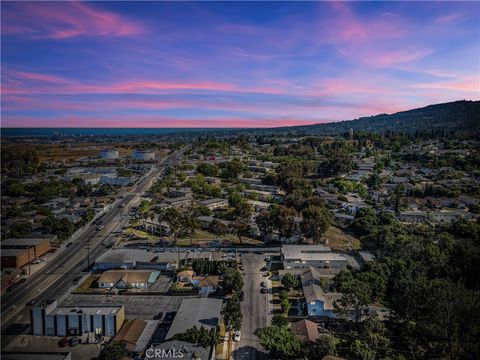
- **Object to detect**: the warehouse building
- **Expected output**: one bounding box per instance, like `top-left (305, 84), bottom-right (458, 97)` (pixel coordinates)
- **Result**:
top-left (1, 238), bottom-right (52, 269)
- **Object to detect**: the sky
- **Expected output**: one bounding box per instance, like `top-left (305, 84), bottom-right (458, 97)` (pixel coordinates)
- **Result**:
top-left (1, 1), bottom-right (479, 128)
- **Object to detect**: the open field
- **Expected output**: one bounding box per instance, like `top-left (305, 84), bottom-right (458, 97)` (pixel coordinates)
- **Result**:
top-left (322, 225), bottom-right (361, 251)
top-left (2, 143), bottom-right (168, 164)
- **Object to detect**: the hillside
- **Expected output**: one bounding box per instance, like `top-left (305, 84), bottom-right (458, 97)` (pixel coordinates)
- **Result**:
top-left (270, 100), bottom-right (480, 136)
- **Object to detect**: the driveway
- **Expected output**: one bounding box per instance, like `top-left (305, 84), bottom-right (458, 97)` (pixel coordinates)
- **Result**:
top-left (233, 253), bottom-right (271, 360)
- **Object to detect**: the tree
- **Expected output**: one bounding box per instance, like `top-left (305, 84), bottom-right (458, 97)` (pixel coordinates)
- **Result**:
top-left (220, 159), bottom-right (244, 179)
top-left (173, 326), bottom-right (219, 347)
top-left (255, 208), bottom-right (275, 241)
top-left (301, 205), bottom-right (332, 244)
top-left (223, 295), bottom-right (243, 331)
top-left (196, 163), bottom-right (219, 177)
top-left (281, 298), bottom-right (292, 315)
top-left (307, 334), bottom-right (336, 359)
top-left (271, 314), bottom-right (289, 327)
top-left (281, 273), bottom-right (298, 291)
top-left (98, 341), bottom-right (126, 360)
top-left (275, 206), bottom-right (298, 239)
top-left (160, 207), bottom-right (183, 246)
top-left (228, 190), bottom-right (243, 208)
top-left (279, 290), bottom-right (289, 301)
top-left (364, 173), bottom-right (382, 190)
top-left (222, 268), bottom-right (243, 294)
top-left (9, 222), bottom-right (32, 238)
top-left (350, 207), bottom-right (377, 237)
top-left (257, 325), bottom-right (303, 359)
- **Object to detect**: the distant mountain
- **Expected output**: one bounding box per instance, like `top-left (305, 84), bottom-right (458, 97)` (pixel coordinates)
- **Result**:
top-left (270, 100), bottom-right (480, 136)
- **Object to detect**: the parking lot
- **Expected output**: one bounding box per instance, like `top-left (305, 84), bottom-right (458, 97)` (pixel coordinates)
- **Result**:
top-left (62, 293), bottom-right (197, 319)
top-left (2, 335), bottom-right (100, 360)
top-left (149, 273), bottom-right (173, 292)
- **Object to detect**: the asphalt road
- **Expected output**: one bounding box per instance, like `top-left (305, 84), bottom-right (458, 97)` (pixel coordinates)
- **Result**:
top-left (1, 148), bottom-right (187, 333)
top-left (234, 253), bottom-right (272, 360)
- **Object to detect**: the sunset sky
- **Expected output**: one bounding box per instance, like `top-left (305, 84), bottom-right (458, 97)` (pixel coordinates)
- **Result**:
top-left (1, 1), bottom-right (479, 128)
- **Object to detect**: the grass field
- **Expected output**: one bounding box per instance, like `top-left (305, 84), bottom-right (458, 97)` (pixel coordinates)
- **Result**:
top-left (322, 225), bottom-right (361, 251)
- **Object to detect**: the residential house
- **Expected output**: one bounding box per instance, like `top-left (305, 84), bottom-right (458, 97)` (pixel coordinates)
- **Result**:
top-left (198, 198), bottom-right (229, 210)
top-left (113, 319), bottom-right (160, 358)
top-left (191, 275), bottom-right (219, 296)
top-left (177, 270), bottom-right (195, 283)
top-left (304, 284), bottom-right (342, 319)
top-left (291, 319), bottom-right (322, 343)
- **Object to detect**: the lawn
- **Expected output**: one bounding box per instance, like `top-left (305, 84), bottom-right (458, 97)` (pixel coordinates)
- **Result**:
top-left (124, 227), bottom-right (161, 242)
top-left (75, 274), bottom-right (100, 292)
top-left (322, 225), bottom-right (361, 251)
top-left (177, 230), bottom-right (263, 246)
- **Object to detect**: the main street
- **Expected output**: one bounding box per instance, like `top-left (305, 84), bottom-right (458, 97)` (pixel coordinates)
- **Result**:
top-left (1, 147), bottom-right (188, 333)
top-left (234, 253), bottom-right (272, 360)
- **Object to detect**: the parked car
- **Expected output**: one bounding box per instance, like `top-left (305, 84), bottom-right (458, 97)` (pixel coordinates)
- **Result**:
top-left (234, 331), bottom-right (241, 342)
top-left (260, 281), bottom-right (266, 287)
top-left (261, 287), bottom-right (268, 294)
top-left (239, 291), bottom-right (245, 301)
top-left (58, 337), bottom-right (68, 347)
top-left (31, 259), bottom-right (41, 264)
top-left (26, 298), bottom-right (39, 306)
top-left (260, 266), bottom-right (267, 272)
top-left (69, 337), bottom-right (79, 347)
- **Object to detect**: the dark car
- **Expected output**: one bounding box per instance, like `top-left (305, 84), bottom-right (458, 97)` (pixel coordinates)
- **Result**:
top-left (261, 287), bottom-right (268, 294)
top-left (26, 298), bottom-right (39, 306)
top-left (69, 337), bottom-right (79, 347)
top-left (58, 337), bottom-right (68, 347)
top-left (239, 291), bottom-right (245, 301)
top-left (260, 266), bottom-right (268, 272)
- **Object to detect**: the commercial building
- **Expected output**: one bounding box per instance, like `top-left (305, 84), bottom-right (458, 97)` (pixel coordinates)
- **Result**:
top-left (132, 149), bottom-right (155, 161)
top-left (281, 245), bottom-right (358, 271)
top-left (99, 149), bottom-right (120, 160)
top-left (1, 238), bottom-right (52, 269)
top-left (31, 301), bottom-right (125, 337)
top-left (93, 249), bottom-right (157, 271)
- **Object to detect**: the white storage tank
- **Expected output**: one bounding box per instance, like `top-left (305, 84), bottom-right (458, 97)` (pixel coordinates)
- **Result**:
top-left (99, 149), bottom-right (119, 160)
top-left (132, 149), bottom-right (155, 161)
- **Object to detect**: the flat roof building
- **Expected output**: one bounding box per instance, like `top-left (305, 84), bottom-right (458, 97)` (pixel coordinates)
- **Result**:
top-left (165, 298), bottom-right (223, 340)
top-left (31, 300), bottom-right (125, 337)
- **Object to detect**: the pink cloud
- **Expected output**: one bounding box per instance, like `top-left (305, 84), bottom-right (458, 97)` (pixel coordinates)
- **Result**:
top-left (1, 69), bottom-right (287, 96)
top-left (2, 2), bottom-right (144, 39)
top-left (435, 13), bottom-right (464, 24)
top-left (1, 115), bottom-right (324, 128)
top-left (411, 78), bottom-right (480, 94)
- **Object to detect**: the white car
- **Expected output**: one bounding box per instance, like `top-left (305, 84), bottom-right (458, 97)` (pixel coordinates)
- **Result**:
top-left (234, 331), bottom-right (241, 342)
